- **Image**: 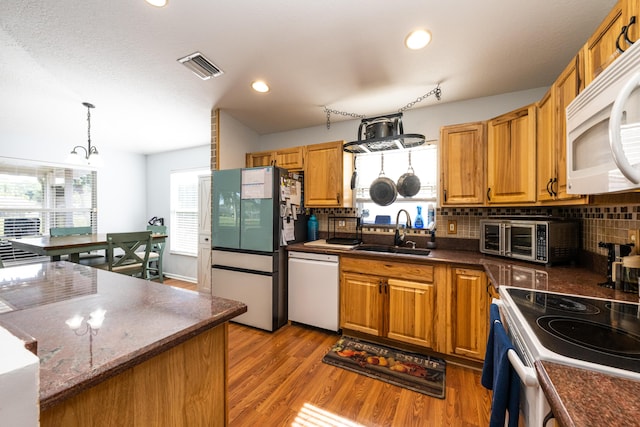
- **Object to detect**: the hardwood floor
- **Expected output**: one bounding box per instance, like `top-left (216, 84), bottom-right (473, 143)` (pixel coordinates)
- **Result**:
top-left (227, 323), bottom-right (492, 427)
top-left (161, 278), bottom-right (493, 426)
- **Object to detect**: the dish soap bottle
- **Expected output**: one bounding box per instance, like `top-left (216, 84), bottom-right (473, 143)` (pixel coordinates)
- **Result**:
top-left (414, 206), bottom-right (424, 228)
top-left (307, 214), bottom-right (319, 241)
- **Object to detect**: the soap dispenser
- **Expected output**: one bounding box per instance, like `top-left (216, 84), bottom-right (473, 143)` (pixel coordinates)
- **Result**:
top-left (414, 206), bottom-right (424, 228)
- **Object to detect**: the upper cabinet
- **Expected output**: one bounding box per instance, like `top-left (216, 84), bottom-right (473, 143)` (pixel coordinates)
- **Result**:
top-left (245, 146), bottom-right (304, 171)
top-left (440, 122), bottom-right (486, 206)
top-left (304, 140), bottom-right (353, 208)
top-left (245, 151), bottom-right (274, 168)
top-left (536, 88), bottom-right (555, 202)
top-left (537, 54), bottom-right (587, 203)
top-left (487, 104), bottom-right (537, 204)
top-left (584, 0), bottom-right (639, 85)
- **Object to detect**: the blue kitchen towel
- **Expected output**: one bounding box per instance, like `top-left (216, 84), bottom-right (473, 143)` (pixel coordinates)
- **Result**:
top-left (481, 304), bottom-right (520, 427)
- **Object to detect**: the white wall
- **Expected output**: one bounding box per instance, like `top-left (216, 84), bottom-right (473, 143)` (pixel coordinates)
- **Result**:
top-left (218, 110), bottom-right (259, 170)
top-left (0, 134), bottom-right (147, 233)
top-left (146, 145), bottom-right (211, 282)
top-left (256, 88), bottom-right (547, 150)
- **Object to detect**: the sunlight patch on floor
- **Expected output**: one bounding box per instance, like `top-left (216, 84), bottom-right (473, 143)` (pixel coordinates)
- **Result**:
top-left (292, 402), bottom-right (365, 427)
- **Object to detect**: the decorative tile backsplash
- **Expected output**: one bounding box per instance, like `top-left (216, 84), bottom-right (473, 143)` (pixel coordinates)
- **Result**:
top-left (313, 204), bottom-right (640, 257)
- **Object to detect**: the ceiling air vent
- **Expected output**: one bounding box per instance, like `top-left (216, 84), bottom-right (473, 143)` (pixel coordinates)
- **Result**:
top-left (177, 52), bottom-right (224, 80)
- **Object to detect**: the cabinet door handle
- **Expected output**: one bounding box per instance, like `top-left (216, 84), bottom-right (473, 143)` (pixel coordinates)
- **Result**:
top-left (625, 16), bottom-right (637, 47)
top-left (336, 193), bottom-right (341, 204)
top-left (617, 24), bottom-right (628, 53)
top-left (616, 16), bottom-right (636, 54)
top-left (546, 178), bottom-right (553, 196)
top-left (378, 279), bottom-right (382, 294)
top-left (443, 189), bottom-right (447, 202)
top-left (486, 187), bottom-right (491, 201)
top-left (551, 177), bottom-right (558, 197)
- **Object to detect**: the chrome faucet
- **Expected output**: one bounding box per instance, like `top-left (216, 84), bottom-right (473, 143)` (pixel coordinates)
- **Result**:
top-left (394, 209), bottom-right (412, 247)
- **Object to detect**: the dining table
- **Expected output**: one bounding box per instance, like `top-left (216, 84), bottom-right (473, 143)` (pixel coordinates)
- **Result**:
top-left (8, 233), bottom-right (167, 263)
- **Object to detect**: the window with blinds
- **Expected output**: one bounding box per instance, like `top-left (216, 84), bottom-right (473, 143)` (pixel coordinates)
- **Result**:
top-left (170, 169), bottom-right (208, 256)
top-left (354, 144), bottom-right (437, 225)
top-left (0, 158), bottom-right (97, 264)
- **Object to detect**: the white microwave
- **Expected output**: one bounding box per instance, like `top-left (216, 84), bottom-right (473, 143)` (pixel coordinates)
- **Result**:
top-left (566, 39), bottom-right (640, 194)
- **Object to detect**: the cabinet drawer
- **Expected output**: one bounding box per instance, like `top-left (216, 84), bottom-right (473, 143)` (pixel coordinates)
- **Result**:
top-left (340, 256), bottom-right (434, 283)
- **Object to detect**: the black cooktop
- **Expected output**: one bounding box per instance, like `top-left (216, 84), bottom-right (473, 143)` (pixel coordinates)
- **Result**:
top-left (506, 288), bottom-right (640, 374)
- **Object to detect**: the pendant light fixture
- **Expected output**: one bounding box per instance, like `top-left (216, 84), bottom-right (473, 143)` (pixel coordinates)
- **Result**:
top-left (68, 102), bottom-right (101, 166)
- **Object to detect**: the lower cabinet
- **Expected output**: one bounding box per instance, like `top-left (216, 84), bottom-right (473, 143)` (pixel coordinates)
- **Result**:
top-left (340, 257), bottom-right (444, 351)
top-left (339, 256), bottom-right (490, 362)
top-left (446, 268), bottom-right (489, 361)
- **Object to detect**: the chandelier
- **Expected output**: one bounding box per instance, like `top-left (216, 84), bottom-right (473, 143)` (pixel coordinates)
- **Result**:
top-left (68, 102), bottom-right (101, 166)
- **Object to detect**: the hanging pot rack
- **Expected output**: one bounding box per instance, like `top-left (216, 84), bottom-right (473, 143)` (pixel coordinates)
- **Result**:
top-left (343, 112), bottom-right (426, 153)
top-left (326, 85), bottom-right (441, 153)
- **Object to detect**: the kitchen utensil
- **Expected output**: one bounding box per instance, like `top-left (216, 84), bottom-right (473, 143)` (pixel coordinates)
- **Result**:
top-left (370, 153), bottom-right (397, 206)
top-left (350, 154), bottom-right (357, 189)
top-left (396, 151), bottom-right (421, 197)
top-left (364, 117), bottom-right (398, 140)
top-left (612, 254), bottom-right (640, 293)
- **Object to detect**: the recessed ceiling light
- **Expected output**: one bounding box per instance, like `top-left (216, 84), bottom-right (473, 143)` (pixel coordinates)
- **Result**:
top-left (252, 81), bottom-right (270, 93)
top-left (405, 29), bottom-right (432, 50)
top-left (145, 0), bottom-right (168, 7)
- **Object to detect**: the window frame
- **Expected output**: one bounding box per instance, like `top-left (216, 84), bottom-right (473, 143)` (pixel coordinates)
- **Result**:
top-left (169, 168), bottom-right (209, 257)
top-left (0, 157), bottom-right (97, 264)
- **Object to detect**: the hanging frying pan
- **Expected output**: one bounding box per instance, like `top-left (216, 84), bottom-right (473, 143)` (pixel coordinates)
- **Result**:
top-left (370, 153), bottom-right (397, 206)
top-left (397, 151), bottom-right (421, 197)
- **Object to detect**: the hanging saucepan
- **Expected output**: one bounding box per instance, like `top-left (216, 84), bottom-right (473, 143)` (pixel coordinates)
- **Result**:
top-left (397, 151), bottom-right (421, 197)
top-left (370, 153), bottom-right (397, 206)
top-left (364, 117), bottom-right (398, 140)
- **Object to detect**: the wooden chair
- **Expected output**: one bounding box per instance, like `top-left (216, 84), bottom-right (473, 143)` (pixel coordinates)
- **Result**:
top-left (50, 226), bottom-right (105, 264)
top-left (97, 231), bottom-right (152, 279)
top-left (143, 225), bottom-right (166, 282)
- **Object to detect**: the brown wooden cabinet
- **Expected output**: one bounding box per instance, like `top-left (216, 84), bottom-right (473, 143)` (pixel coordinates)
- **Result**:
top-left (487, 104), bottom-right (537, 204)
top-left (440, 122), bottom-right (486, 206)
top-left (537, 54), bottom-right (587, 204)
top-left (245, 150), bottom-right (274, 168)
top-left (245, 146), bottom-right (304, 170)
top-left (304, 140), bottom-right (353, 208)
top-left (446, 268), bottom-right (489, 361)
top-left (536, 88), bottom-right (556, 202)
top-left (340, 257), bottom-right (442, 351)
top-left (584, 0), bottom-right (639, 86)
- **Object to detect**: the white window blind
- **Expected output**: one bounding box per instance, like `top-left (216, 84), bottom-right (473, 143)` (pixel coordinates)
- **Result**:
top-left (170, 169), bottom-right (208, 256)
top-left (0, 158), bottom-right (97, 264)
top-left (355, 145), bottom-right (437, 225)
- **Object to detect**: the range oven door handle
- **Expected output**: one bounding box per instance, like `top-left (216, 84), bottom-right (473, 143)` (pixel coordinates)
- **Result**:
top-left (507, 349), bottom-right (539, 388)
top-left (492, 299), bottom-right (539, 388)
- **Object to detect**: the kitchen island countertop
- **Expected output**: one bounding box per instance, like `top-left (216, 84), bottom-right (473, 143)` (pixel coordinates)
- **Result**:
top-left (0, 261), bottom-right (246, 411)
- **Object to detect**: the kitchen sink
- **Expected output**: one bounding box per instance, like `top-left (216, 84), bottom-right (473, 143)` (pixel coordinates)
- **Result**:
top-left (354, 244), bottom-right (431, 256)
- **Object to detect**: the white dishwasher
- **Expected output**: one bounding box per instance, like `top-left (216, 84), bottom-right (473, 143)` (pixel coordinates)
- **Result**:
top-left (288, 251), bottom-right (340, 332)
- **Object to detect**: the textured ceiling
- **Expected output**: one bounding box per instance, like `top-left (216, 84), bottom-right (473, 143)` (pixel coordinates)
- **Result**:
top-left (0, 0), bottom-right (618, 154)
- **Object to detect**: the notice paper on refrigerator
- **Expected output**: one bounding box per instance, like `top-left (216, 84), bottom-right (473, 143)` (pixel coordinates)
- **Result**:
top-left (282, 220), bottom-right (296, 243)
top-left (241, 168), bottom-right (273, 199)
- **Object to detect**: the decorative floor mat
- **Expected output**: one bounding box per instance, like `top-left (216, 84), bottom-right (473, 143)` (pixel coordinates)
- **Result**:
top-left (323, 336), bottom-right (446, 399)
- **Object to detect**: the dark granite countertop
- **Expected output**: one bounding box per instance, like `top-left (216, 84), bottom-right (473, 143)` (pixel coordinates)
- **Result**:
top-left (0, 261), bottom-right (246, 410)
top-left (536, 361), bottom-right (640, 427)
top-left (288, 242), bottom-right (640, 425)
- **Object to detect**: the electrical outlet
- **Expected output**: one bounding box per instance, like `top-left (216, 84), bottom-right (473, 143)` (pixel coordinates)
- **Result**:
top-left (447, 220), bottom-right (457, 234)
top-left (338, 220), bottom-right (346, 227)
